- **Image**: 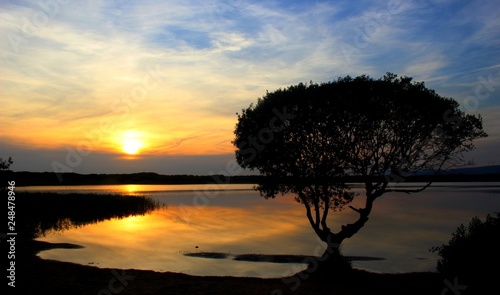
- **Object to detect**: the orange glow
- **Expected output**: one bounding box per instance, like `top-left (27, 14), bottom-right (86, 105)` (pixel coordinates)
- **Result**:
top-left (38, 198), bottom-right (309, 252)
top-left (118, 215), bottom-right (147, 231)
top-left (123, 184), bottom-right (140, 194)
top-left (36, 202), bottom-right (313, 277)
top-left (0, 97), bottom-right (238, 156)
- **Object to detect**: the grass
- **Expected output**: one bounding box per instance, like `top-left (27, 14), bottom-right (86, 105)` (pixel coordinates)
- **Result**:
top-left (15, 191), bottom-right (162, 238)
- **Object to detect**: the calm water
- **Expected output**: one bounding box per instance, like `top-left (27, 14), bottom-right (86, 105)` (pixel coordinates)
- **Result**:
top-left (19, 182), bottom-right (500, 278)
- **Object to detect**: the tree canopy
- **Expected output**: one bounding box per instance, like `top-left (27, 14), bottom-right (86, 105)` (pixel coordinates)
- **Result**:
top-left (233, 73), bottom-right (487, 265)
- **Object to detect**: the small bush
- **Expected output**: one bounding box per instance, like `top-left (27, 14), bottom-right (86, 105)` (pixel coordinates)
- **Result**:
top-left (431, 212), bottom-right (500, 293)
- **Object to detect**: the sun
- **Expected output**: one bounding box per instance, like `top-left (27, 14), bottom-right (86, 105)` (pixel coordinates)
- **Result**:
top-left (122, 138), bottom-right (143, 155)
top-left (120, 131), bottom-right (145, 155)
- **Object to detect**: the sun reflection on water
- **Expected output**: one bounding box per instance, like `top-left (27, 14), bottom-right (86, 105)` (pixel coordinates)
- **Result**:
top-left (123, 184), bottom-right (140, 195)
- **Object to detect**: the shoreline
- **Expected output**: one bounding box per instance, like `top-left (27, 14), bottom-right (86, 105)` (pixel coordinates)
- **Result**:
top-left (13, 239), bottom-right (443, 294)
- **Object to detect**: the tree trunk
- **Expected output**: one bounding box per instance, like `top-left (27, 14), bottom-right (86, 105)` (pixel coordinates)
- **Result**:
top-left (299, 190), bottom-right (376, 279)
top-left (307, 208), bottom-right (372, 278)
top-left (306, 233), bottom-right (352, 279)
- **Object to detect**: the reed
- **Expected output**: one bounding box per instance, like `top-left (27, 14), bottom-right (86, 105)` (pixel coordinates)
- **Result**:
top-left (15, 192), bottom-right (163, 239)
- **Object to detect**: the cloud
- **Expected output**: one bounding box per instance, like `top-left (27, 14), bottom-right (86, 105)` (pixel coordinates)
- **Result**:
top-left (403, 53), bottom-right (447, 81)
top-left (1, 0), bottom-right (499, 173)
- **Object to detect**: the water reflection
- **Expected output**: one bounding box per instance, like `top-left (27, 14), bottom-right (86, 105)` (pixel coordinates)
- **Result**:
top-left (18, 184), bottom-right (255, 195)
top-left (37, 192), bottom-right (312, 277)
top-left (31, 183), bottom-right (500, 277)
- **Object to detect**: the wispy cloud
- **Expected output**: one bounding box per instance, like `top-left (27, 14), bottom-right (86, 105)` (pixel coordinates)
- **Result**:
top-left (1, 0), bottom-right (499, 171)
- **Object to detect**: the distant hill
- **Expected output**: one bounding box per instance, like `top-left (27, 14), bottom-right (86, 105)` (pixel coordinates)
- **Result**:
top-left (2, 171), bottom-right (263, 186)
top-left (389, 165), bottom-right (500, 183)
top-left (445, 165), bottom-right (500, 175)
top-left (413, 165), bottom-right (500, 176)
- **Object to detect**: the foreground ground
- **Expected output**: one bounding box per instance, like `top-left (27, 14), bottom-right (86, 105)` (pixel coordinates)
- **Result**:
top-left (9, 240), bottom-right (445, 295)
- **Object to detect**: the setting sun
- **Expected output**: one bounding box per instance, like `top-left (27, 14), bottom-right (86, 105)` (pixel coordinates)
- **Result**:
top-left (121, 131), bottom-right (145, 155)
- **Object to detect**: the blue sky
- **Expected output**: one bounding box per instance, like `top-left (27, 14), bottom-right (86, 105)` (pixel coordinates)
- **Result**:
top-left (0, 0), bottom-right (499, 175)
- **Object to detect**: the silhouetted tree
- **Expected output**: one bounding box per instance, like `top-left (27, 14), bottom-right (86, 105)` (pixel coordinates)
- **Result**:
top-left (0, 156), bottom-right (13, 170)
top-left (233, 73), bottom-right (487, 273)
top-left (1, 156), bottom-right (14, 192)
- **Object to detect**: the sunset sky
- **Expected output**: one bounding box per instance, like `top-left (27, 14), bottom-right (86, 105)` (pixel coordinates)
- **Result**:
top-left (1, 0), bottom-right (499, 176)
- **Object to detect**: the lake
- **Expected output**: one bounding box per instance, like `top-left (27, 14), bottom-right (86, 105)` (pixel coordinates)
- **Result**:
top-left (18, 182), bottom-right (500, 278)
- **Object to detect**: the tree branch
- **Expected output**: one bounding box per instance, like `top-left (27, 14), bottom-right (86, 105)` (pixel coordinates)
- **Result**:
top-left (321, 188), bottom-right (330, 232)
top-left (336, 192), bottom-right (376, 241)
top-left (308, 185), bottom-right (321, 229)
top-left (299, 193), bottom-right (314, 225)
top-left (384, 181), bottom-right (433, 194)
top-left (348, 206), bottom-right (363, 214)
top-left (298, 191), bottom-right (324, 240)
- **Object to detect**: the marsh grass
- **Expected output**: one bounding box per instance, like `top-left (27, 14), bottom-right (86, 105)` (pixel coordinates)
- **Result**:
top-left (15, 191), bottom-right (163, 239)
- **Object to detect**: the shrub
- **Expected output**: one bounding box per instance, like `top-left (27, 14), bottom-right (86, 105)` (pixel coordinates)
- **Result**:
top-left (431, 212), bottom-right (500, 293)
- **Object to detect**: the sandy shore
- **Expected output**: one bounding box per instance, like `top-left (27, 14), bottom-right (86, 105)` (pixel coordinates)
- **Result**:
top-left (11, 240), bottom-right (442, 295)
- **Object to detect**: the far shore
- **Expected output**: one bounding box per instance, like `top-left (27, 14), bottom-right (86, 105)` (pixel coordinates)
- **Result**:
top-left (5, 170), bottom-right (500, 187)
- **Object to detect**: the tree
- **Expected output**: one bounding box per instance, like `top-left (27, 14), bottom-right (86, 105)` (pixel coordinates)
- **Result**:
top-left (1, 156), bottom-right (14, 192)
top-left (0, 156), bottom-right (13, 170)
top-left (233, 73), bottom-right (487, 272)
